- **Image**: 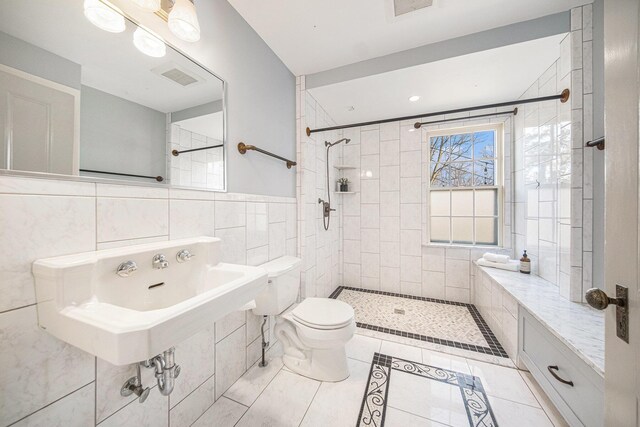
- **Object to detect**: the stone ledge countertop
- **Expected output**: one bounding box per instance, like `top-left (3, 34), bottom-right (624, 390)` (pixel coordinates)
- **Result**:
top-left (475, 263), bottom-right (604, 377)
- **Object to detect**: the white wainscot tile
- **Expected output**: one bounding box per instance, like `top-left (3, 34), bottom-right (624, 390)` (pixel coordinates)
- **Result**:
top-left (235, 370), bottom-right (320, 427)
top-left (361, 228), bottom-right (380, 253)
top-left (400, 125), bottom-right (421, 151)
top-left (343, 263), bottom-right (361, 287)
top-left (246, 202), bottom-right (268, 249)
top-left (422, 247), bottom-right (445, 272)
top-left (192, 396), bottom-right (247, 427)
top-left (361, 253), bottom-right (381, 278)
top-left (268, 202), bottom-right (286, 223)
top-left (215, 325), bottom-right (247, 399)
top-left (400, 203), bottom-right (421, 230)
top-left (360, 154), bottom-right (380, 180)
top-left (0, 306), bottom-right (95, 426)
top-left (285, 203), bottom-right (297, 239)
top-left (343, 216), bottom-right (361, 240)
top-left (400, 230), bottom-right (421, 256)
top-left (361, 180), bottom-right (380, 204)
top-left (380, 241), bottom-right (400, 267)
top-left (400, 177), bottom-right (421, 203)
top-left (215, 226), bottom-right (247, 264)
top-left (445, 259), bottom-right (471, 289)
top-left (224, 356), bottom-right (284, 406)
top-left (380, 191), bottom-right (400, 218)
top-left (216, 311), bottom-right (246, 343)
top-left (169, 199), bottom-right (214, 239)
top-left (400, 150), bottom-right (421, 177)
top-left (361, 130), bottom-right (380, 155)
top-left (171, 324), bottom-right (215, 407)
top-left (215, 201), bottom-right (246, 229)
top-left (380, 122), bottom-right (400, 141)
top-left (97, 197), bottom-right (168, 242)
top-left (380, 266), bottom-right (401, 293)
top-left (0, 195), bottom-right (96, 312)
top-left (380, 217), bottom-right (400, 242)
top-left (269, 222), bottom-right (287, 260)
top-left (96, 183), bottom-right (168, 199)
top-left (380, 139), bottom-right (400, 166)
top-left (422, 271), bottom-right (445, 299)
top-left (361, 204), bottom-right (380, 228)
top-left (99, 386), bottom-right (168, 427)
top-left (169, 375), bottom-right (215, 427)
top-left (343, 239), bottom-right (361, 264)
top-left (247, 245), bottom-right (269, 266)
top-left (13, 383), bottom-right (94, 427)
top-left (0, 176), bottom-right (95, 196)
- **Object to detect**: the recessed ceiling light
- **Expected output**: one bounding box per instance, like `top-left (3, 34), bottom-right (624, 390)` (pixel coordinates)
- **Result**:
top-left (408, 95), bottom-right (421, 102)
top-left (83, 0), bottom-right (125, 33)
top-left (347, 106), bottom-right (355, 111)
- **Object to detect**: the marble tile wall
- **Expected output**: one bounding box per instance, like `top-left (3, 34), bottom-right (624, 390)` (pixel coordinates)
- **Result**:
top-left (512, 4), bottom-right (593, 302)
top-left (296, 76), bottom-right (342, 299)
top-left (330, 114), bottom-right (511, 304)
top-left (0, 174), bottom-right (296, 427)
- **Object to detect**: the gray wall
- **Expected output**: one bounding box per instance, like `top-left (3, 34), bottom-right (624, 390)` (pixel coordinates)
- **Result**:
top-left (0, 31), bottom-right (80, 89)
top-left (80, 85), bottom-right (167, 181)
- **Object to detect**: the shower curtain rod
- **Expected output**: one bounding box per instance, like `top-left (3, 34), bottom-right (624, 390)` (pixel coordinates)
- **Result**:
top-left (305, 89), bottom-right (569, 136)
top-left (414, 108), bottom-right (518, 128)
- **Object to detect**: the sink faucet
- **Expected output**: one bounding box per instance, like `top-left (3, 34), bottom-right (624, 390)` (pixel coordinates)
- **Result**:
top-left (152, 254), bottom-right (169, 269)
top-left (116, 261), bottom-right (137, 277)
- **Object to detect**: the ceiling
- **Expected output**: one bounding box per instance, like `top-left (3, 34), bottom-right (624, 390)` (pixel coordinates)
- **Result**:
top-left (307, 34), bottom-right (566, 124)
top-left (0, 0), bottom-right (223, 113)
top-left (228, 0), bottom-right (590, 75)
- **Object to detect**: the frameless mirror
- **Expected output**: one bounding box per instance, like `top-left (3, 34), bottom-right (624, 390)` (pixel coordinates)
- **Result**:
top-left (0, 0), bottom-right (225, 190)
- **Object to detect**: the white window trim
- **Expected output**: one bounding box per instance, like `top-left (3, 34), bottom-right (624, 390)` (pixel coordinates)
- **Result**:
top-left (422, 122), bottom-right (505, 248)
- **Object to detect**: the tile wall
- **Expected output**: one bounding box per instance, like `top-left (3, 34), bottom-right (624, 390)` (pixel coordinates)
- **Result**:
top-left (512, 4), bottom-right (593, 302)
top-left (0, 174), bottom-right (296, 427)
top-left (296, 76), bottom-right (342, 299)
top-left (168, 124), bottom-right (225, 191)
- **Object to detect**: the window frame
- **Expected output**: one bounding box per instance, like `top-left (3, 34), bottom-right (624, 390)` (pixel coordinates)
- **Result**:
top-left (425, 123), bottom-right (504, 247)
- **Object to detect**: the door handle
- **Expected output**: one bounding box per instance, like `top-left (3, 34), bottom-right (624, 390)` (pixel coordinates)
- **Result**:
top-left (547, 365), bottom-right (574, 386)
top-left (585, 285), bottom-right (629, 343)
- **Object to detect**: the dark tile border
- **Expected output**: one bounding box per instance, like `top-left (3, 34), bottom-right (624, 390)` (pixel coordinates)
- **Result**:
top-left (331, 286), bottom-right (508, 359)
top-left (357, 352), bottom-right (498, 427)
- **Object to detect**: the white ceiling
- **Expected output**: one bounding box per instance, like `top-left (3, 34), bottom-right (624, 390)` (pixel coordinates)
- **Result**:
top-left (228, 0), bottom-right (590, 75)
top-left (0, 0), bottom-right (223, 113)
top-left (307, 34), bottom-right (565, 124)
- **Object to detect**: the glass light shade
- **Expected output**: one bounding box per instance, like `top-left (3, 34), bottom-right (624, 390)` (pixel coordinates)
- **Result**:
top-left (168, 0), bottom-right (201, 42)
top-left (133, 27), bottom-right (166, 58)
top-left (83, 0), bottom-right (126, 33)
top-left (130, 0), bottom-right (161, 12)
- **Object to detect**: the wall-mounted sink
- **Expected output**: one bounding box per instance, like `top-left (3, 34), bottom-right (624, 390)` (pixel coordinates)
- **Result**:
top-left (33, 237), bottom-right (267, 365)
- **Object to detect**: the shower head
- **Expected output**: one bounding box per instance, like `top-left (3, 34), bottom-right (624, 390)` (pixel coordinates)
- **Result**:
top-left (325, 138), bottom-right (351, 148)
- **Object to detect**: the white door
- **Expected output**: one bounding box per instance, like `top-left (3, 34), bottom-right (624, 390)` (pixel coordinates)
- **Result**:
top-left (0, 65), bottom-right (79, 175)
top-left (603, 0), bottom-right (639, 425)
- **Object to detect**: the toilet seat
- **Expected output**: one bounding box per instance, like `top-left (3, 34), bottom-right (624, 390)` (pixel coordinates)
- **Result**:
top-left (291, 298), bottom-right (354, 330)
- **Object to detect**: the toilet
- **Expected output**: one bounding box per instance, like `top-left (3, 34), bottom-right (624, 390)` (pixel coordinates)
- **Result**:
top-left (253, 256), bottom-right (355, 382)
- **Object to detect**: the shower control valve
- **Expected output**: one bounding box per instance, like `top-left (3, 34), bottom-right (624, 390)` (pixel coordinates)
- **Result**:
top-left (176, 249), bottom-right (195, 263)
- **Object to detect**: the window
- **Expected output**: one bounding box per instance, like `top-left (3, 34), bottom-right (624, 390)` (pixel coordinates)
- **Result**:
top-left (428, 125), bottom-right (502, 246)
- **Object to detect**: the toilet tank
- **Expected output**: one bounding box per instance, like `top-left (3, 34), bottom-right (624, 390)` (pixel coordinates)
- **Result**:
top-left (252, 256), bottom-right (302, 316)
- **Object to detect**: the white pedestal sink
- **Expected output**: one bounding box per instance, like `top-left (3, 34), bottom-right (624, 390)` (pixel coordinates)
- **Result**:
top-left (33, 236), bottom-right (267, 365)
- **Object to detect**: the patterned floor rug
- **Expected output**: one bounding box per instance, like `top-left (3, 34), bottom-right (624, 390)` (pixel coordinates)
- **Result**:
top-left (358, 353), bottom-right (498, 427)
top-left (330, 286), bottom-right (511, 366)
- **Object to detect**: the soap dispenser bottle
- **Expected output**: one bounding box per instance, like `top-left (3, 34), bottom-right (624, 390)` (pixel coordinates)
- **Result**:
top-left (519, 250), bottom-right (531, 274)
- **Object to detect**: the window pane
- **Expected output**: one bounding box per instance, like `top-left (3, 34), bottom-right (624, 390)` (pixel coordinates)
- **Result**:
top-left (474, 160), bottom-right (495, 186)
top-left (473, 131), bottom-right (495, 159)
top-left (451, 190), bottom-right (473, 216)
top-left (430, 217), bottom-right (450, 243)
top-left (430, 163), bottom-right (450, 187)
top-left (474, 189), bottom-right (497, 216)
top-left (449, 161), bottom-right (473, 186)
top-left (430, 191), bottom-right (450, 216)
top-left (449, 133), bottom-right (473, 161)
top-left (475, 217), bottom-right (498, 245)
top-left (451, 217), bottom-right (473, 244)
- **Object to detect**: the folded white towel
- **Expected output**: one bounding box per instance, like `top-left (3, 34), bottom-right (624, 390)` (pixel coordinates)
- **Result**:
top-left (483, 252), bottom-right (510, 264)
top-left (477, 258), bottom-right (519, 272)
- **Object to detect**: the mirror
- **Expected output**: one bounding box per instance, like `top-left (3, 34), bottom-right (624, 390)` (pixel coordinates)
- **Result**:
top-left (0, 0), bottom-right (225, 190)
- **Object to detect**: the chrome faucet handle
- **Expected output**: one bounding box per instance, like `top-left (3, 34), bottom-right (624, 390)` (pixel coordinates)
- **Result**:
top-left (116, 261), bottom-right (137, 277)
top-left (176, 249), bottom-right (195, 263)
top-left (121, 364), bottom-right (150, 403)
top-left (152, 254), bottom-right (169, 269)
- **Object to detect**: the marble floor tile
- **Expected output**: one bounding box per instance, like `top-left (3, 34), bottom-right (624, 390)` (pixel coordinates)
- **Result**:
top-left (490, 396), bottom-right (554, 427)
top-left (346, 334), bottom-right (382, 363)
top-left (224, 356), bottom-right (284, 407)
top-left (387, 370), bottom-right (469, 426)
top-left (235, 370), bottom-right (320, 427)
top-left (192, 397), bottom-right (247, 427)
top-left (421, 349), bottom-right (471, 375)
top-left (380, 340), bottom-right (423, 362)
top-left (519, 371), bottom-right (569, 427)
top-left (300, 359), bottom-right (371, 427)
top-left (384, 407), bottom-right (449, 427)
top-left (467, 359), bottom-right (540, 407)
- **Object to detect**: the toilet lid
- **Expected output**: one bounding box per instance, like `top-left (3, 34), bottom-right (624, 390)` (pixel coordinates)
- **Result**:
top-left (291, 298), bottom-right (354, 330)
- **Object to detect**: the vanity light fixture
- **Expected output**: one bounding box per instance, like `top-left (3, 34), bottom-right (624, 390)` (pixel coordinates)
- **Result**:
top-left (83, 0), bottom-right (126, 33)
top-left (168, 0), bottom-right (201, 42)
top-left (133, 27), bottom-right (167, 57)
top-left (130, 0), bottom-right (161, 12)
top-left (408, 95), bottom-right (421, 102)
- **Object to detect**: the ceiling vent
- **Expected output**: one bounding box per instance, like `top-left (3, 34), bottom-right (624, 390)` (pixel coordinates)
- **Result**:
top-left (393, 0), bottom-right (433, 16)
top-left (152, 62), bottom-right (204, 87)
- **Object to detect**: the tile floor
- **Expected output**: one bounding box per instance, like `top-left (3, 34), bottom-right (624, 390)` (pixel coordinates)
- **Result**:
top-left (191, 333), bottom-right (568, 427)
